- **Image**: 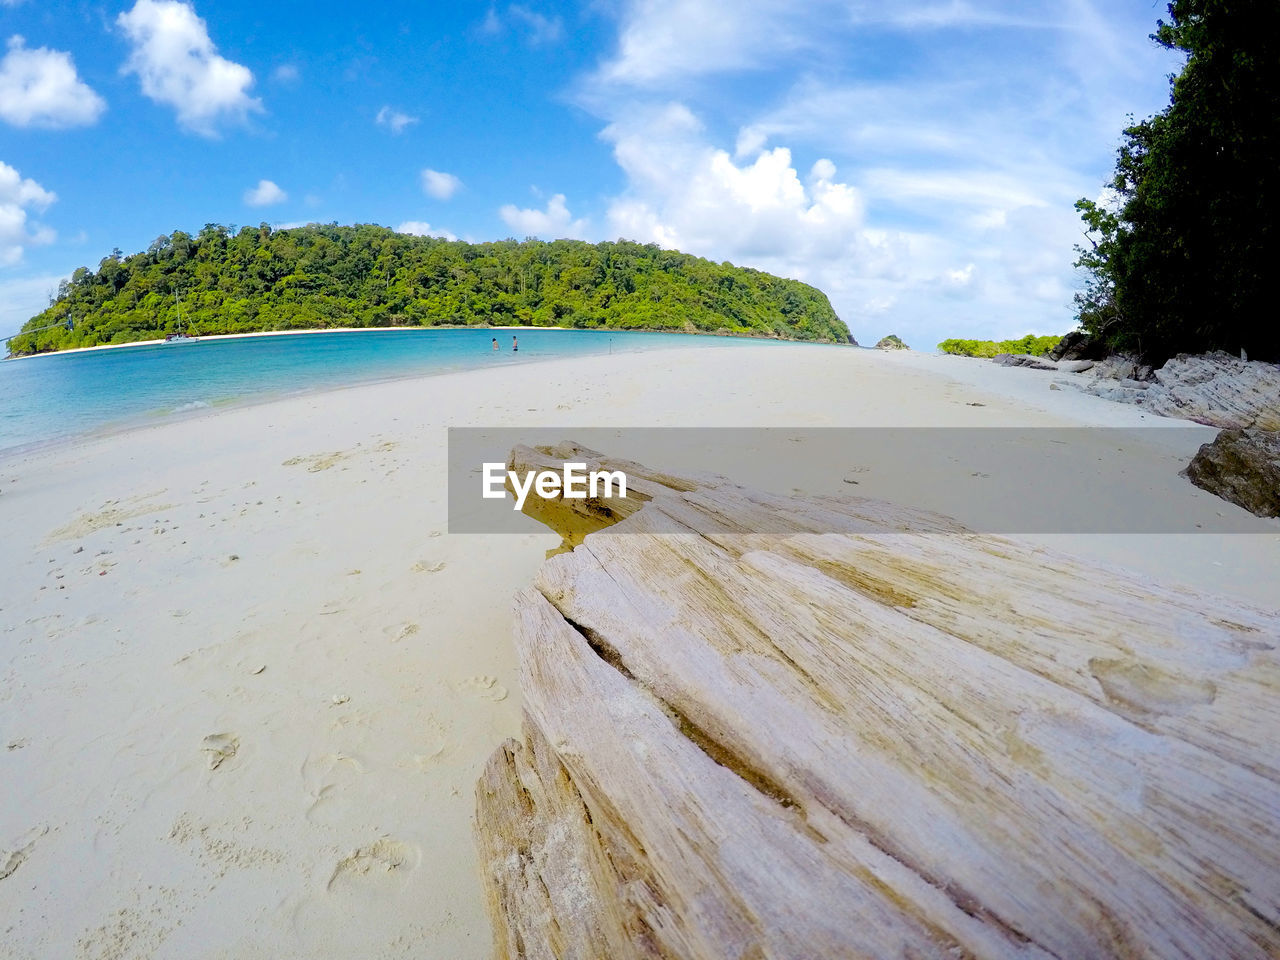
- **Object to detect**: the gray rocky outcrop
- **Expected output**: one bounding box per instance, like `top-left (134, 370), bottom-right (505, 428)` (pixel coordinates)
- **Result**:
top-left (1184, 428), bottom-right (1280, 518)
top-left (875, 334), bottom-right (909, 350)
top-left (1088, 354), bottom-right (1143, 381)
top-left (993, 353), bottom-right (1056, 370)
top-left (1059, 359), bottom-right (1095, 373)
top-left (1049, 331), bottom-right (1105, 361)
top-left (1062, 351), bottom-right (1280, 428)
top-left (1142, 352), bottom-right (1280, 428)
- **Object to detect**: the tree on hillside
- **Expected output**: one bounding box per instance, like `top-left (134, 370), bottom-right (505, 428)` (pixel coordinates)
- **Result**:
top-left (1074, 0), bottom-right (1280, 362)
top-left (8, 227), bottom-right (850, 354)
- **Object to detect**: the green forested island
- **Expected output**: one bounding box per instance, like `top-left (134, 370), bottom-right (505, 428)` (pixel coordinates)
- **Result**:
top-left (8, 225), bottom-right (850, 355)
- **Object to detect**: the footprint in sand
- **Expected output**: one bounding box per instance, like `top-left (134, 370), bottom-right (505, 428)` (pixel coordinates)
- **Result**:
top-left (201, 733), bottom-right (239, 770)
top-left (45, 492), bottom-right (173, 542)
top-left (1, 825), bottom-right (48, 881)
top-left (283, 441), bottom-right (399, 474)
top-left (409, 719), bottom-right (450, 770)
top-left (384, 621), bottom-right (419, 643)
top-left (282, 451), bottom-right (350, 472)
top-left (411, 561), bottom-right (446, 574)
top-left (327, 837), bottom-right (417, 891)
top-left (168, 814), bottom-right (284, 873)
top-left (305, 783), bottom-right (338, 822)
top-left (301, 752), bottom-right (365, 822)
top-left (454, 675), bottom-right (509, 702)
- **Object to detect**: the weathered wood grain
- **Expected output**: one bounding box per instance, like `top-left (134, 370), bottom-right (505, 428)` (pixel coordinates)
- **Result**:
top-left (476, 445), bottom-right (1280, 959)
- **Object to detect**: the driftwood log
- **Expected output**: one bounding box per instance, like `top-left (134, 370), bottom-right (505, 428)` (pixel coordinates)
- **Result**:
top-left (474, 443), bottom-right (1280, 959)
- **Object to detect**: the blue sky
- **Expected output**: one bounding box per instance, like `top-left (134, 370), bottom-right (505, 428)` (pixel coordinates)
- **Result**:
top-left (1, 0), bottom-right (1181, 346)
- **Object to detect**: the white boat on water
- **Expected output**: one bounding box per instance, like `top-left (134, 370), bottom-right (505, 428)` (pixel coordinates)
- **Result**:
top-left (164, 288), bottom-right (198, 343)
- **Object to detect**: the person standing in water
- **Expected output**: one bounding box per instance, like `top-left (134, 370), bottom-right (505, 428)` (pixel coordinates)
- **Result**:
top-left (491, 337), bottom-right (499, 351)
top-left (512, 335), bottom-right (518, 353)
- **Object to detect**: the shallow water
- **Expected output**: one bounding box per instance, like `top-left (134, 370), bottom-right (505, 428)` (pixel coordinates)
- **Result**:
top-left (0, 328), bottom-right (767, 453)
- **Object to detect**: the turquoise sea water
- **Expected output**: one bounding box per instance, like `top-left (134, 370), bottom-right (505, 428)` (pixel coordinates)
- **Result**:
top-left (0, 328), bottom-right (774, 454)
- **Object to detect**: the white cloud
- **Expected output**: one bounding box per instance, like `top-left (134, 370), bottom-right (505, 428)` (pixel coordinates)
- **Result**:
top-left (499, 193), bottom-right (589, 239)
top-left (243, 179), bottom-right (286, 207)
top-left (733, 125), bottom-right (767, 159)
top-left (603, 105), bottom-right (878, 282)
top-left (396, 221), bottom-right (457, 241)
top-left (596, 0), bottom-right (810, 87)
top-left (0, 36), bottom-right (106, 129)
top-left (844, 1), bottom-right (1060, 31)
top-left (576, 0), bottom-right (1180, 345)
top-left (0, 161), bottom-right (57, 265)
top-left (862, 168), bottom-right (1050, 212)
top-left (809, 158), bottom-right (836, 182)
top-left (376, 105), bottom-right (418, 134)
top-left (592, 0), bottom-right (1097, 90)
top-left (507, 5), bottom-right (563, 44)
top-left (118, 0), bottom-right (261, 136)
top-left (271, 63), bottom-right (298, 83)
top-left (481, 5), bottom-right (564, 45)
top-left (420, 168), bottom-right (462, 200)
top-left (595, 96), bottom-right (1090, 342)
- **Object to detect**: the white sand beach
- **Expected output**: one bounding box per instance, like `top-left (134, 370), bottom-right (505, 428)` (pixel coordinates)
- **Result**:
top-left (2, 343), bottom-right (1277, 959)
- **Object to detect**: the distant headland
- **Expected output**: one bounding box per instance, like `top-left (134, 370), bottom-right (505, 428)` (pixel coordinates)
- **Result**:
top-left (7, 226), bottom-right (851, 356)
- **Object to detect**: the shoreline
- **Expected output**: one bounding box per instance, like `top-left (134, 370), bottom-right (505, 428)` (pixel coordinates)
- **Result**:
top-left (2, 325), bottom-right (561, 362)
top-left (3, 323), bottom-right (850, 363)
top-left (0, 338), bottom-right (805, 465)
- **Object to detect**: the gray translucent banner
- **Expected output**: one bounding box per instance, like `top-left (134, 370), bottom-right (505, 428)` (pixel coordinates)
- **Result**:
top-left (448, 427), bottom-right (1274, 535)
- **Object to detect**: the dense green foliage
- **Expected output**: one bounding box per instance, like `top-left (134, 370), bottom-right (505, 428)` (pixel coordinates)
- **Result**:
top-left (9, 224), bottom-right (849, 354)
top-left (937, 334), bottom-right (1063, 358)
top-left (1074, 0), bottom-right (1280, 362)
